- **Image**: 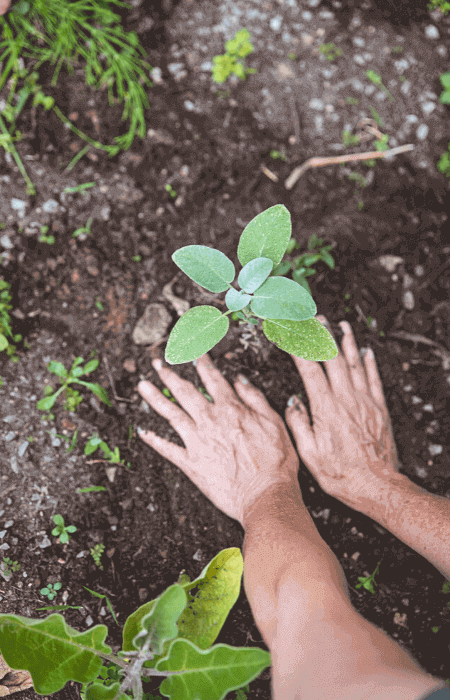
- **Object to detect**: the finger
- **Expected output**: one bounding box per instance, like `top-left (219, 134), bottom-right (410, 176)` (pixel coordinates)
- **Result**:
top-left (137, 379), bottom-right (194, 439)
top-left (194, 353), bottom-right (239, 404)
top-left (149, 356), bottom-right (213, 419)
top-left (233, 373), bottom-right (282, 422)
top-left (338, 321), bottom-right (372, 393)
top-left (358, 344), bottom-right (389, 411)
top-left (137, 426), bottom-right (186, 470)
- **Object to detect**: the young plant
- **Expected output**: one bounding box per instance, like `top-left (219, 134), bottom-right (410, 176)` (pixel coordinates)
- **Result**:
top-left (1, 557), bottom-right (21, 577)
top-left (318, 42), bottom-right (342, 61)
top-left (212, 28), bottom-right (257, 84)
top-left (365, 70), bottom-right (394, 102)
top-left (355, 559), bottom-right (383, 594)
top-left (40, 582), bottom-right (62, 601)
top-left (51, 514), bottom-right (77, 544)
top-left (437, 144), bottom-right (450, 178)
top-left (427, 0), bottom-right (450, 13)
top-left (37, 356), bottom-right (112, 413)
top-left (164, 205), bottom-right (338, 364)
top-left (85, 433), bottom-right (125, 464)
top-left (90, 544), bottom-right (105, 571)
top-left (342, 129), bottom-right (361, 147)
top-left (38, 225), bottom-right (55, 244)
top-left (0, 548), bottom-right (271, 700)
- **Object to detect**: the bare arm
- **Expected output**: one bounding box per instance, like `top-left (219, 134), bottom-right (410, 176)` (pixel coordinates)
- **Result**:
top-left (362, 472), bottom-right (450, 582)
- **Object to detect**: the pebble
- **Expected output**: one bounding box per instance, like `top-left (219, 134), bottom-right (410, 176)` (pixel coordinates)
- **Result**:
top-left (416, 124), bottom-right (429, 140)
top-left (421, 101), bottom-right (436, 116)
top-left (424, 25), bottom-right (439, 39)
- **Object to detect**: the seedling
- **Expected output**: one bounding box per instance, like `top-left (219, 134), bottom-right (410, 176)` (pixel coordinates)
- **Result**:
top-left (368, 105), bottom-right (383, 127)
top-left (51, 514), bottom-right (77, 544)
top-left (318, 42), bottom-right (343, 61)
top-left (1, 557), bottom-right (21, 577)
top-left (95, 298), bottom-right (104, 311)
top-left (212, 28), bottom-right (257, 84)
top-left (37, 355), bottom-right (112, 413)
top-left (84, 433), bottom-right (125, 465)
top-left (46, 428), bottom-right (79, 453)
top-left (345, 97), bottom-right (359, 105)
top-left (270, 148), bottom-right (287, 161)
top-left (355, 559), bottom-right (383, 594)
top-left (342, 130), bottom-right (360, 147)
top-left (165, 206), bottom-right (338, 364)
top-left (165, 184), bottom-right (177, 198)
top-left (427, 0), bottom-right (450, 13)
top-left (365, 70), bottom-right (394, 102)
top-left (40, 582), bottom-right (62, 601)
top-left (90, 543), bottom-right (105, 570)
top-left (437, 144), bottom-right (450, 178)
top-left (72, 216), bottom-right (93, 239)
top-left (38, 225), bottom-right (55, 244)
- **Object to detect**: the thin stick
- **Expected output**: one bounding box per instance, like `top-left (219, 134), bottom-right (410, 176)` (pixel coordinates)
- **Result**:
top-left (284, 143), bottom-right (415, 190)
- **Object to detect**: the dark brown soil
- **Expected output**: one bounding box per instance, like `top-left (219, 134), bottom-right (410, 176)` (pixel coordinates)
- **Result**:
top-left (1, 0), bottom-right (450, 699)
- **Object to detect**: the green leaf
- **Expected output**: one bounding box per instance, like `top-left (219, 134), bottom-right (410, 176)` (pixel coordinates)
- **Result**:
top-left (37, 393), bottom-right (58, 411)
top-left (320, 249), bottom-right (335, 269)
top-left (224, 288), bottom-right (253, 312)
top-left (250, 277), bottom-right (317, 321)
top-left (0, 334), bottom-right (8, 351)
top-left (47, 361), bottom-right (68, 378)
top-left (262, 316), bottom-right (338, 361)
top-left (83, 359), bottom-right (100, 375)
top-left (85, 436), bottom-right (103, 455)
top-left (237, 257), bottom-right (274, 293)
top-left (71, 367), bottom-right (85, 377)
top-left (439, 71), bottom-right (450, 89)
top-left (440, 91), bottom-right (450, 104)
top-left (66, 526), bottom-right (77, 534)
top-left (123, 548), bottom-right (243, 657)
top-left (165, 306), bottom-right (229, 365)
top-left (172, 246), bottom-right (235, 293)
top-left (77, 382), bottom-right (112, 407)
top-left (85, 681), bottom-right (129, 700)
top-left (0, 614), bottom-right (111, 695)
top-left (53, 514), bottom-right (64, 526)
top-left (237, 205), bottom-right (291, 269)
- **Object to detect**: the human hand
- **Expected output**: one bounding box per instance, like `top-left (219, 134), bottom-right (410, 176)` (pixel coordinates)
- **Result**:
top-left (285, 317), bottom-right (401, 513)
top-left (0, 0), bottom-right (11, 15)
top-left (137, 353), bottom-right (300, 528)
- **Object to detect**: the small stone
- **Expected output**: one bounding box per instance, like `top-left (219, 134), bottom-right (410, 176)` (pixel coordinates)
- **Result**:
top-left (132, 303), bottom-right (172, 345)
top-left (424, 25), bottom-right (439, 39)
top-left (123, 358), bottom-right (137, 373)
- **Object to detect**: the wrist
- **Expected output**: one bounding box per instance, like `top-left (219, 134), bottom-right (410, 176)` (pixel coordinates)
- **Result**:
top-left (242, 479), bottom-right (303, 532)
top-left (362, 472), bottom-right (417, 529)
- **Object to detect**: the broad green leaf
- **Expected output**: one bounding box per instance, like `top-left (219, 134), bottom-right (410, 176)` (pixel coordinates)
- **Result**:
top-left (271, 260), bottom-right (291, 277)
top-left (440, 71), bottom-right (450, 89)
top-left (262, 316), bottom-right (338, 361)
top-left (37, 393), bottom-right (58, 411)
top-left (172, 246), bottom-right (235, 293)
top-left (156, 638), bottom-right (271, 700)
top-left (0, 614), bottom-right (111, 695)
top-left (237, 205), bottom-right (291, 269)
top-left (165, 306), bottom-right (229, 365)
top-left (250, 277), bottom-right (316, 321)
top-left (85, 681), bottom-right (129, 700)
top-left (53, 514), bottom-right (64, 525)
top-left (225, 288), bottom-right (253, 311)
top-left (126, 584), bottom-right (187, 656)
top-left (123, 548), bottom-right (243, 659)
top-left (77, 382), bottom-right (112, 407)
top-left (72, 367), bottom-right (85, 377)
top-left (47, 361), bottom-right (68, 378)
top-left (0, 333), bottom-right (8, 351)
top-left (83, 359), bottom-right (100, 375)
top-left (440, 91), bottom-right (450, 104)
top-left (237, 257), bottom-right (273, 293)
top-left (85, 437), bottom-right (103, 455)
top-left (71, 357), bottom-right (85, 370)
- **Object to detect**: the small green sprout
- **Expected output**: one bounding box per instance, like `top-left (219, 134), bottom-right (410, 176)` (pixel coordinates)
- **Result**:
top-left (40, 582), bottom-right (62, 601)
top-left (355, 559), bottom-right (383, 594)
top-left (2, 557), bottom-right (21, 576)
top-left (90, 543), bottom-right (105, 570)
top-left (318, 42), bottom-right (342, 61)
top-left (51, 514), bottom-right (77, 544)
top-left (37, 356), bottom-right (112, 414)
top-left (212, 28), bottom-right (257, 84)
top-left (84, 433), bottom-right (125, 464)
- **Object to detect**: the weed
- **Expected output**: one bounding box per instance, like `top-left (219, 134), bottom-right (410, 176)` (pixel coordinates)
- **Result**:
top-left (0, 277), bottom-right (21, 361)
top-left (40, 582), bottom-right (62, 601)
top-left (165, 183), bottom-right (177, 198)
top-left (437, 144), bottom-right (450, 178)
top-left (365, 70), bottom-right (394, 102)
top-left (212, 28), bottom-right (257, 84)
top-left (37, 355), bottom-right (112, 416)
top-left (355, 559), bottom-right (383, 594)
top-left (427, 0), bottom-right (450, 13)
top-left (270, 148), bottom-right (287, 161)
top-left (1, 557), bottom-right (21, 577)
top-left (342, 129), bottom-right (360, 147)
top-left (345, 96), bottom-right (359, 105)
top-left (0, 0), bottom-right (153, 192)
top-left (51, 514), bottom-right (77, 544)
top-left (90, 543), bottom-right (105, 570)
top-left (38, 224), bottom-right (55, 244)
top-left (84, 432), bottom-right (126, 465)
top-left (46, 427), bottom-right (79, 452)
top-left (318, 42), bottom-right (342, 61)
top-left (72, 216), bottom-right (93, 239)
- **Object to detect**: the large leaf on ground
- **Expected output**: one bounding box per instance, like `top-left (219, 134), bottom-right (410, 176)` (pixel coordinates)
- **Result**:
top-left (165, 306), bottom-right (229, 365)
top-left (237, 205), bottom-right (291, 269)
top-left (122, 548), bottom-right (243, 660)
top-left (263, 316), bottom-right (338, 361)
top-left (0, 614), bottom-right (111, 695)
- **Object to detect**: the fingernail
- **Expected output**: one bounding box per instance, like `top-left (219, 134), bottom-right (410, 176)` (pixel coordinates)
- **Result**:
top-left (287, 395), bottom-right (299, 407)
top-left (317, 315), bottom-right (328, 325)
top-left (360, 347), bottom-right (368, 360)
top-left (340, 321), bottom-right (350, 334)
top-left (137, 427), bottom-right (145, 436)
top-left (193, 359), bottom-right (198, 367)
top-left (239, 374), bottom-right (249, 384)
top-left (152, 358), bottom-right (162, 370)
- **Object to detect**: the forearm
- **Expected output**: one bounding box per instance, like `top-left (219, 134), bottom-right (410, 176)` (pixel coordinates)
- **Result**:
top-left (363, 472), bottom-right (450, 581)
top-left (242, 481), bottom-right (352, 651)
